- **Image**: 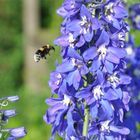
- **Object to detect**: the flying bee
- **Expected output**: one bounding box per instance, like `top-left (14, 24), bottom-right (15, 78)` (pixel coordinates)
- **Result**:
top-left (34, 44), bottom-right (55, 62)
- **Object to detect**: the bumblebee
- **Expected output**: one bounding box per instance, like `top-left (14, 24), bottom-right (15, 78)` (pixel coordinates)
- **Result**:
top-left (34, 44), bottom-right (55, 62)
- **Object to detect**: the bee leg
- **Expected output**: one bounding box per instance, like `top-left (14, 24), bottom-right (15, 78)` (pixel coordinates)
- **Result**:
top-left (52, 47), bottom-right (55, 51)
top-left (44, 56), bottom-right (47, 59)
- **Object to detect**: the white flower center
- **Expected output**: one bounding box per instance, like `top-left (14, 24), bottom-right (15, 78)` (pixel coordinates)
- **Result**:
top-left (97, 45), bottom-right (107, 59)
top-left (70, 136), bottom-right (76, 140)
top-left (105, 2), bottom-right (114, 13)
top-left (55, 80), bottom-right (60, 86)
top-left (118, 32), bottom-right (125, 41)
top-left (69, 33), bottom-right (75, 43)
top-left (80, 16), bottom-right (91, 34)
top-left (81, 16), bottom-right (88, 26)
top-left (100, 120), bottom-right (110, 132)
top-left (71, 58), bottom-right (76, 66)
top-left (56, 73), bottom-right (62, 79)
top-left (92, 85), bottom-right (104, 100)
top-left (70, 1), bottom-right (75, 9)
top-left (69, 33), bottom-right (75, 48)
top-left (107, 15), bottom-right (113, 21)
top-left (63, 95), bottom-right (71, 106)
top-left (108, 73), bottom-right (120, 87)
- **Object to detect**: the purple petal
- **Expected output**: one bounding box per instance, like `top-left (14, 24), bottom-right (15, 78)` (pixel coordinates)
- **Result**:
top-left (99, 100), bottom-right (113, 120)
top-left (57, 6), bottom-right (68, 17)
top-left (97, 70), bottom-right (104, 84)
top-left (9, 127), bottom-right (26, 138)
top-left (54, 35), bottom-right (69, 47)
top-left (67, 20), bottom-right (81, 32)
top-left (80, 64), bottom-right (89, 75)
top-left (83, 46), bottom-right (97, 61)
top-left (90, 59), bottom-right (101, 72)
top-left (96, 30), bottom-right (109, 47)
top-left (114, 6), bottom-right (128, 19)
top-left (67, 47), bottom-right (82, 60)
top-left (45, 98), bottom-right (62, 106)
top-left (106, 52), bottom-right (120, 64)
top-left (118, 108), bottom-right (124, 122)
top-left (67, 70), bottom-right (81, 90)
top-left (104, 60), bottom-right (114, 74)
top-left (83, 28), bottom-right (94, 42)
top-left (110, 126), bottom-right (130, 135)
top-left (91, 18), bottom-right (101, 30)
top-left (76, 35), bottom-right (85, 47)
top-left (80, 4), bottom-right (91, 18)
top-left (56, 60), bottom-right (74, 73)
top-left (76, 89), bottom-right (91, 98)
top-left (104, 88), bottom-right (119, 101)
top-left (108, 47), bottom-right (126, 58)
top-left (90, 105), bottom-right (98, 118)
top-left (120, 75), bottom-right (131, 85)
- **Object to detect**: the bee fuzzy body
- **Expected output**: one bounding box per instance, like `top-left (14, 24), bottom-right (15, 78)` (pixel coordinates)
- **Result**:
top-left (34, 45), bottom-right (55, 62)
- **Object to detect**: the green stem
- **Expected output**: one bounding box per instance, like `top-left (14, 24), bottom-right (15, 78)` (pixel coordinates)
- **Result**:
top-left (82, 104), bottom-right (89, 138)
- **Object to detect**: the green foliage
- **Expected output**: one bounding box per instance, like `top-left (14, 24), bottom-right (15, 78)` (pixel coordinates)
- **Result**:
top-left (40, 0), bottom-right (63, 30)
top-left (0, 0), bottom-right (23, 96)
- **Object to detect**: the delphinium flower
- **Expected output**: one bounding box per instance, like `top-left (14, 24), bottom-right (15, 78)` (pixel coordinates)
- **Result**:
top-left (0, 96), bottom-right (26, 139)
top-left (44, 0), bottom-right (131, 139)
top-left (124, 34), bottom-right (140, 139)
top-left (129, 3), bottom-right (140, 30)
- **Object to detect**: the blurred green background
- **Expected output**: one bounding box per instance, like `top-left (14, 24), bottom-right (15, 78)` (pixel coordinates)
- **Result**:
top-left (0, 0), bottom-right (63, 139)
top-left (0, 0), bottom-right (140, 140)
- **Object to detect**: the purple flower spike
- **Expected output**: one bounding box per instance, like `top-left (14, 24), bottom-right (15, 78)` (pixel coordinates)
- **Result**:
top-left (44, 0), bottom-right (131, 139)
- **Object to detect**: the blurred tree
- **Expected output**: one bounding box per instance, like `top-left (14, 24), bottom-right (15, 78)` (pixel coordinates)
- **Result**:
top-left (23, 0), bottom-right (63, 93)
top-left (23, 0), bottom-right (43, 93)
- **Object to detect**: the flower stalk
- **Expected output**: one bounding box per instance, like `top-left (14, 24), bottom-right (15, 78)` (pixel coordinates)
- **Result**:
top-left (82, 104), bottom-right (89, 137)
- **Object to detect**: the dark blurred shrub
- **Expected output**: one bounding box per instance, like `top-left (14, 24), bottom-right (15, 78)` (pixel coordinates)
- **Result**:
top-left (0, 0), bottom-right (23, 96)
